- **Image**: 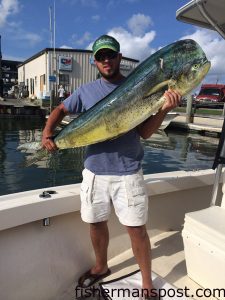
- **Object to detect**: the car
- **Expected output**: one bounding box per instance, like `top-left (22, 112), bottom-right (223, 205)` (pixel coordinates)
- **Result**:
top-left (195, 84), bottom-right (225, 108)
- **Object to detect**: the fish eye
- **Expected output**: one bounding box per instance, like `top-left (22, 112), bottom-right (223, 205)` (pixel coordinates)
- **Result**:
top-left (192, 64), bottom-right (200, 70)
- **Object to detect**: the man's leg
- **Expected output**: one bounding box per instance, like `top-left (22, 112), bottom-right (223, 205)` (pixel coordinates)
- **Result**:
top-left (89, 221), bottom-right (109, 274)
top-left (126, 225), bottom-right (156, 297)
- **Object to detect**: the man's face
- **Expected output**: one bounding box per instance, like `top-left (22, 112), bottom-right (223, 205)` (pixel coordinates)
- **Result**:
top-left (94, 49), bottom-right (122, 79)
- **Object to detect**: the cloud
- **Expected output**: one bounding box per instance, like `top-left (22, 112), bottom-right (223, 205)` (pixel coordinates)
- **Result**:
top-left (92, 15), bottom-right (100, 22)
top-left (60, 45), bottom-right (73, 49)
top-left (0, 2), bottom-right (42, 48)
top-left (0, 0), bottom-right (20, 27)
top-left (181, 29), bottom-right (225, 83)
top-left (3, 53), bottom-right (25, 61)
top-left (8, 27), bottom-right (42, 46)
top-left (106, 0), bottom-right (139, 10)
top-left (81, 0), bottom-right (98, 7)
top-left (127, 13), bottom-right (153, 36)
top-left (87, 13), bottom-right (156, 61)
top-left (62, 0), bottom-right (97, 7)
top-left (76, 31), bottom-right (92, 46)
top-left (20, 32), bottom-right (42, 46)
top-left (126, 0), bottom-right (139, 2)
top-left (107, 27), bottom-right (156, 61)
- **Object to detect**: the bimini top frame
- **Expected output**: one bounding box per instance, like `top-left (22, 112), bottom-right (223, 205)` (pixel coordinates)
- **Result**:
top-left (176, 0), bottom-right (225, 39)
top-left (177, 0), bottom-right (225, 206)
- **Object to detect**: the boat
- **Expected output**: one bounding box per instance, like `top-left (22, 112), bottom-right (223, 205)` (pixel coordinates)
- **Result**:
top-left (1, 1), bottom-right (225, 299)
top-left (0, 168), bottom-right (224, 300)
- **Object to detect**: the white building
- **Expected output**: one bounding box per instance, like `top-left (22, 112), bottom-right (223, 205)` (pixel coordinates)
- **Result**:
top-left (18, 48), bottom-right (139, 100)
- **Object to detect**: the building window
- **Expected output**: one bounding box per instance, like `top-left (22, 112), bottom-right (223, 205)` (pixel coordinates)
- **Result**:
top-left (40, 74), bottom-right (45, 92)
top-left (59, 74), bottom-right (69, 85)
top-left (30, 78), bottom-right (34, 94)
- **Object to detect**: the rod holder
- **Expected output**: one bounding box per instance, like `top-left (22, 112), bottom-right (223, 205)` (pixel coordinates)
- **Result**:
top-left (39, 190), bottom-right (56, 226)
top-left (43, 218), bottom-right (50, 226)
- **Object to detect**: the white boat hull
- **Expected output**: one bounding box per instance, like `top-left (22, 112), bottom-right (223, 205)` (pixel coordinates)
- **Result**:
top-left (0, 169), bottom-right (223, 300)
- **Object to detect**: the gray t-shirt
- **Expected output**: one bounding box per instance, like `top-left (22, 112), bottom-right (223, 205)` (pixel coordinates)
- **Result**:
top-left (63, 78), bottom-right (144, 175)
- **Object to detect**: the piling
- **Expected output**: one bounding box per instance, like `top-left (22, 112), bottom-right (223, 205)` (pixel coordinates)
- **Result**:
top-left (186, 94), bottom-right (194, 123)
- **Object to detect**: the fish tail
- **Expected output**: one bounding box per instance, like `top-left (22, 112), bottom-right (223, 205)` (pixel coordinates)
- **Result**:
top-left (17, 141), bottom-right (49, 166)
top-left (17, 141), bottom-right (42, 151)
top-left (23, 148), bottom-right (49, 167)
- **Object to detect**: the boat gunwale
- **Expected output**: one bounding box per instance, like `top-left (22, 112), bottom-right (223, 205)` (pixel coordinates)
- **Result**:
top-left (0, 168), bottom-right (220, 232)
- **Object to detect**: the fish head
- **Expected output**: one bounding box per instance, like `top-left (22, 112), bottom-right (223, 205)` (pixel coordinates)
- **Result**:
top-left (169, 40), bottom-right (211, 95)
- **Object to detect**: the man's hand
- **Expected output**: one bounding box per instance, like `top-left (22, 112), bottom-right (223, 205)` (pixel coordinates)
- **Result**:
top-left (41, 104), bottom-right (68, 152)
top-left (42, 133), bottom-right (58, 152)
top-left (160, 89), bottom-right (181, 113)
top-left (137, 89), bottom-right (181, 139)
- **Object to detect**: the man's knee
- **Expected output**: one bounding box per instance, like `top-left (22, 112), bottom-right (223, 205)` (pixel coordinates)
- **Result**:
top-left (126, 225), bottom-right (148, 240)
top-left (90, 221), bottom-right (108, 231)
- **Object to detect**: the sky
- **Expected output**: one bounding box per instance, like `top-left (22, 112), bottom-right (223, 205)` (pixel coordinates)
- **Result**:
top-left (1, 0), bottom-right (225, 85)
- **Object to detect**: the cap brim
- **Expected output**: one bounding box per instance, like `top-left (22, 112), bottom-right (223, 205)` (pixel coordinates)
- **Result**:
top-left (93, 45), bottom-right (118, 56)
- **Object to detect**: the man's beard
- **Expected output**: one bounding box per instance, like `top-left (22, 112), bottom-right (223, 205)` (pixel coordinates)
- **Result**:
top-left (98, 66), bottom-right (120, 80)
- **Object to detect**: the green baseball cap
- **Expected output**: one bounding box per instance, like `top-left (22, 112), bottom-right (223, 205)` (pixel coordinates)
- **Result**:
top-left (92, 35), bottom-right (120, 56)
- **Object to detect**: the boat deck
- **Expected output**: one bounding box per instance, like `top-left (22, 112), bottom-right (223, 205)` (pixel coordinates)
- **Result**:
top-left (0, 170), bottom-right (222, 300)
top-left (74, 230), bottom-right (217, 300)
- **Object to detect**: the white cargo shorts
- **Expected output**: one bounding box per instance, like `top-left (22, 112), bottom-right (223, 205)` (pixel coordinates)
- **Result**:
top-left (80, 168), bottom-right (148, 226)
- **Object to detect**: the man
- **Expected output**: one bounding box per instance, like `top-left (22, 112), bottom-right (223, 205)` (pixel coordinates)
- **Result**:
top-left (42, 35), bottom-right (181, 299)
top-left (58, 85), bottom-right (65, 102)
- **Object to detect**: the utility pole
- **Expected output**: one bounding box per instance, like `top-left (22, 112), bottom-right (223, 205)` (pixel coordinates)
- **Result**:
top-left (0, 35), bottom-right (3, 98)
top-left (49, 2), bottom-right (56, 112)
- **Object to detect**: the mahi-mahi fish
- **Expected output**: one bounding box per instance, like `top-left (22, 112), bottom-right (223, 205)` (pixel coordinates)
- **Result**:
top-left (18, 39), bottom-right (210, 165)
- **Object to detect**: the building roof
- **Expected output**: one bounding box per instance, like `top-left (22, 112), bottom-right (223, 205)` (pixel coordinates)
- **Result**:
top-left (18, 47), bottom-right (139, 67)
top-left (2, 59), bottom-right (22, 65)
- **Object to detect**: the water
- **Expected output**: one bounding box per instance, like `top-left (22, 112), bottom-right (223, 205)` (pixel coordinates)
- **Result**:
top-left (0, 119), bottom-right (219, 196)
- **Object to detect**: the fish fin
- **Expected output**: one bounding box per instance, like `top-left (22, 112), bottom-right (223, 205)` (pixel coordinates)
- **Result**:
top-left (143, 80), bottom-right (170, 98)
top-left (144, 78), bottom-right (178, 99)
top-left (22, 148), bottom-right (49, 167)
top-left (17, 141), bottom-right (42, 151)
top-left (22, 149), bottom-right (63, 167)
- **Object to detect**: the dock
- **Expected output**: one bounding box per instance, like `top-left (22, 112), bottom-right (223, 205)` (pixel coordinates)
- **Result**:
top-left (0, 98), bottom-right (46, 119)
top-left (1, 97), bottom-right (223, 136)
top-left (169, 114), bottom-right (223, 136)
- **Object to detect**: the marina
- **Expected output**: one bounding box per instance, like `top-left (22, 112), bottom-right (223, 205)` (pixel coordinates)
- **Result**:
top-left (0, 0), bottom-right (225, 299)
top-left (0, 98), bottom-right (46, 118)
top-left (0, 118), bottom-right (219, 196)
top-left (170, 114), bottom-right (223, 136)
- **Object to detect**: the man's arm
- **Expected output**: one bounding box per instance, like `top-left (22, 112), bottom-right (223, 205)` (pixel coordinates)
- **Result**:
top-left (42, 103), bottom-right (68, 152)
top-left (137, 89), bottom-right (181, 139)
